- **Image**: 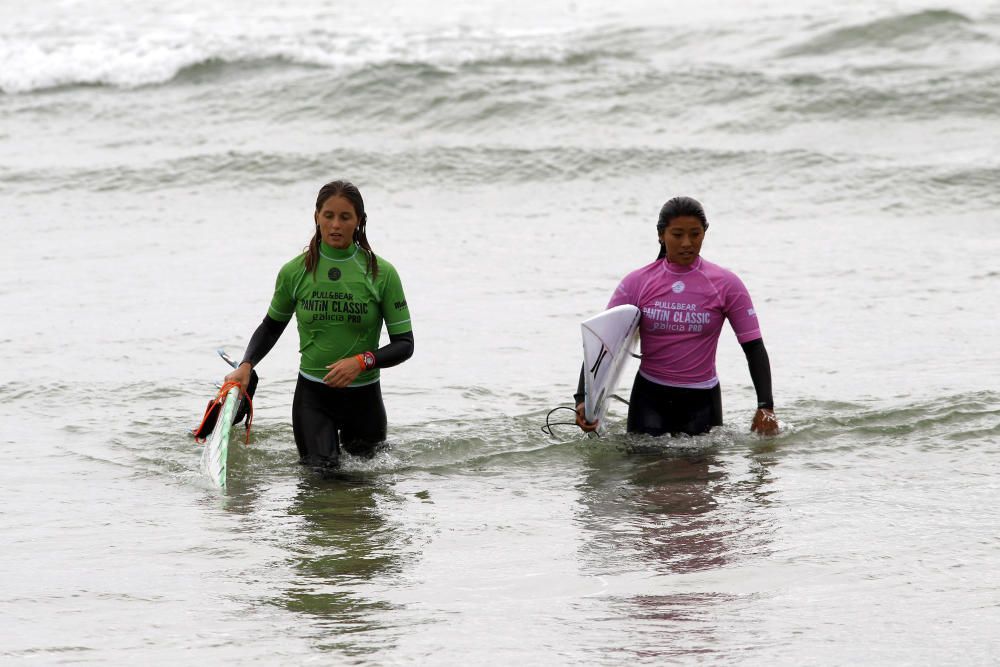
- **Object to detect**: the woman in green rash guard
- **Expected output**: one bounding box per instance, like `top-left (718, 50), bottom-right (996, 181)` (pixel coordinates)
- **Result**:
top-left (225, 180), bottom-right (414, 471)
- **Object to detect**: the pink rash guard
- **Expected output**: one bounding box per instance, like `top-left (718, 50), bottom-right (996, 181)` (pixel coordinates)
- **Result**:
top-left (607, 256), bottom-right (761, 389)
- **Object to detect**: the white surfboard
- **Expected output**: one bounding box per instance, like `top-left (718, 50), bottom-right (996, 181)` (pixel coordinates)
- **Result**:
top-left (582, 304), bottom-right (641, 427)
top-left (200, 385), bottom-right (240, 492)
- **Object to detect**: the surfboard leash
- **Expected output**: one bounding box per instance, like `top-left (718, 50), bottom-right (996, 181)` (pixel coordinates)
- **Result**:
top-left (540, 394), bottom-right (631, 438)
top-left (192, 380), bottom-right (254, 445)
top-left (541, 405), bottom-right (584, 437)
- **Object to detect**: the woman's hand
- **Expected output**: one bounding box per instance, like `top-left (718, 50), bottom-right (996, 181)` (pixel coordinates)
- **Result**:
top-left (323, 357), bottom-right (363, 388)
top-left (751, 408), bottom-right (779, 436)
top-left (224, 362), bottom-right (252, 387)
top-left (575, 402), bottom-right (599, 433)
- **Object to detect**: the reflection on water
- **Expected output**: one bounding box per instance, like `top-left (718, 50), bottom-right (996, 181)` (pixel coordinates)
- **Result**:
top-left (288, 476), bottom-right (402, 581)
top-left (221, 455), bottom-right (409, 657)
top-left (623, 452), bottom-right (730, 573)
top-left (283, 476), bottom-right (399, 654)
top-left (578, 439), bottom-right (778, 574)
top-left (576, 439), bottom-right (779, 659)
top-left (281, 475), bottom-right (403, 655)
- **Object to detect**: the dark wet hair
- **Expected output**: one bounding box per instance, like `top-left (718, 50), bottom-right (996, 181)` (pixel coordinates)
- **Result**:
top-left (305, 180), bottom-right (379, 279)
top-left (656, 196), bottom-right (708, 259)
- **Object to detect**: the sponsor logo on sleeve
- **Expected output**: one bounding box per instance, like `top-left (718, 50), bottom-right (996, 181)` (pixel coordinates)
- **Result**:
top-left (394, 299), bottom-right (407, 310)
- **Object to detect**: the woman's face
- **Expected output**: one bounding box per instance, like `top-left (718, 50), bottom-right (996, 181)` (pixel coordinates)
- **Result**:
top-left (659, 216), bottom-right (705, 265)
top-left (315, 195), bottom-right (359, 249)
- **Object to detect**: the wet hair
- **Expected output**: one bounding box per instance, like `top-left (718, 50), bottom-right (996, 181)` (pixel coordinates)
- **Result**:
top-left (305, 180), bottom-right (379, 279)
top-left (655, 196), bottom-right (708, 259)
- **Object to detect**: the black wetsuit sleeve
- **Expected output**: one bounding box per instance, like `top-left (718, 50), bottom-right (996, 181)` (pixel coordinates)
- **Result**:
top-left (241, 315), bottom-right (290, 367)
top-left (373, 330), bottom-right (414, 369)
top-left (741, 337), bottom-right (774, 410)
top-left (574, 364), bottom-right (586, 405)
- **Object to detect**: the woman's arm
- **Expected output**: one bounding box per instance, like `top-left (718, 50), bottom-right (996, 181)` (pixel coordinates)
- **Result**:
top-left (242, 315), bottom-right (290, 368)
top-left (374, 330), bottom-right (414, 369)
top-left (322, 330), bottom-right (414, 388)
top-left (224, 315), bottom-right (289, 385)
top-left (741, 337), bottom-right (779, 435)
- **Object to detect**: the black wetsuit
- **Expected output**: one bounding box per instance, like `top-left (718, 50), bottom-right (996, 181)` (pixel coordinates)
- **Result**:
top-left (243, 314), bottom-right (413, 467)
top-left (242, 244), bottom-right (414, 468)
top-left (575, 337), bottom-right (771, 437)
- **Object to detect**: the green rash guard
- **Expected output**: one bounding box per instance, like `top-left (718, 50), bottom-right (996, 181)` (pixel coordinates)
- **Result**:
top-left (266, 242), bottom-right (412, 386)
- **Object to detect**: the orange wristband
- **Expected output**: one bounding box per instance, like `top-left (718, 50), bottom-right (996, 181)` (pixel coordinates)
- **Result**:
top-left (354, 354), bottom-right (366, 370)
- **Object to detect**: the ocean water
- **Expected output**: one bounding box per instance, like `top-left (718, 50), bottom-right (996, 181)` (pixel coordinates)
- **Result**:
top-left (2, 0), bottom-right (999, 663)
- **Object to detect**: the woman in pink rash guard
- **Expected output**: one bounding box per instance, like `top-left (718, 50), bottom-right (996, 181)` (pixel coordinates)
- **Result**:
top-left (575, 196), bottom-right (779, 437)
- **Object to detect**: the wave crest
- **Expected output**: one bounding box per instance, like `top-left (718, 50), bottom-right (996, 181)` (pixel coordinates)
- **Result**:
top-left (0, 26), bottom-right (625, 95)
top-left (781, 9), bottom-right (975, 57)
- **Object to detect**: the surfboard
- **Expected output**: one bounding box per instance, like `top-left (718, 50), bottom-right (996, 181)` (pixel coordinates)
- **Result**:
top-left (582, 304), bottom-right (641, 427)
top-left (200, 384), bottom-right (240, 492)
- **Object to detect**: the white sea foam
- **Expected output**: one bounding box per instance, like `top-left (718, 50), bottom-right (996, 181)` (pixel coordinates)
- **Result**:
top-left (0, 20), bottom-right (595, 94)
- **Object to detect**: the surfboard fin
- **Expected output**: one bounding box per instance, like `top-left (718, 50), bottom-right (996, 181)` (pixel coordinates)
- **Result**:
top-left (192, 350), bottom-right (258, 441)
top-left (193, 379), bottom-right (255, 444)
top-left (192, 397), bottom-right (223, 441)
top-left (232, 370), bottom-right (257, 428)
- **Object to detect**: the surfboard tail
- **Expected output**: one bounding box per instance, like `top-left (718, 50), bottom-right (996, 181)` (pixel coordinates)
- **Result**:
top-left (200, 385), bottom-right (240, 491)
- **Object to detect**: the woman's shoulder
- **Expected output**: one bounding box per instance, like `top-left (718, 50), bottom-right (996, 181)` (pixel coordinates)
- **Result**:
top-left (371, 252), bottom-right (402, 280)
top-left (695, 257), bottom-right (748, 290)
top-left (274, 252), bottom-right (308, 280)
top-left (698, 257), bottom-right (736, 277)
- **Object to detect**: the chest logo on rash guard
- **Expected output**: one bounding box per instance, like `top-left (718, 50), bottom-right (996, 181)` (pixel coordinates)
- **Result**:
top-left (671, 281), bottom-right (685, 294)
top-left (327, 267), bottom-right (342, 281)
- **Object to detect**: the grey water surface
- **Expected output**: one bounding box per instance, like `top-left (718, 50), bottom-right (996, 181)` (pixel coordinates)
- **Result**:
top-left (2, 0), bottom-right (999, 663)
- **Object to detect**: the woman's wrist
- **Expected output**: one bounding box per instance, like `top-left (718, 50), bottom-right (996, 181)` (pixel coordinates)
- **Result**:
top-left (354, 352), bottom-right (376, 371)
